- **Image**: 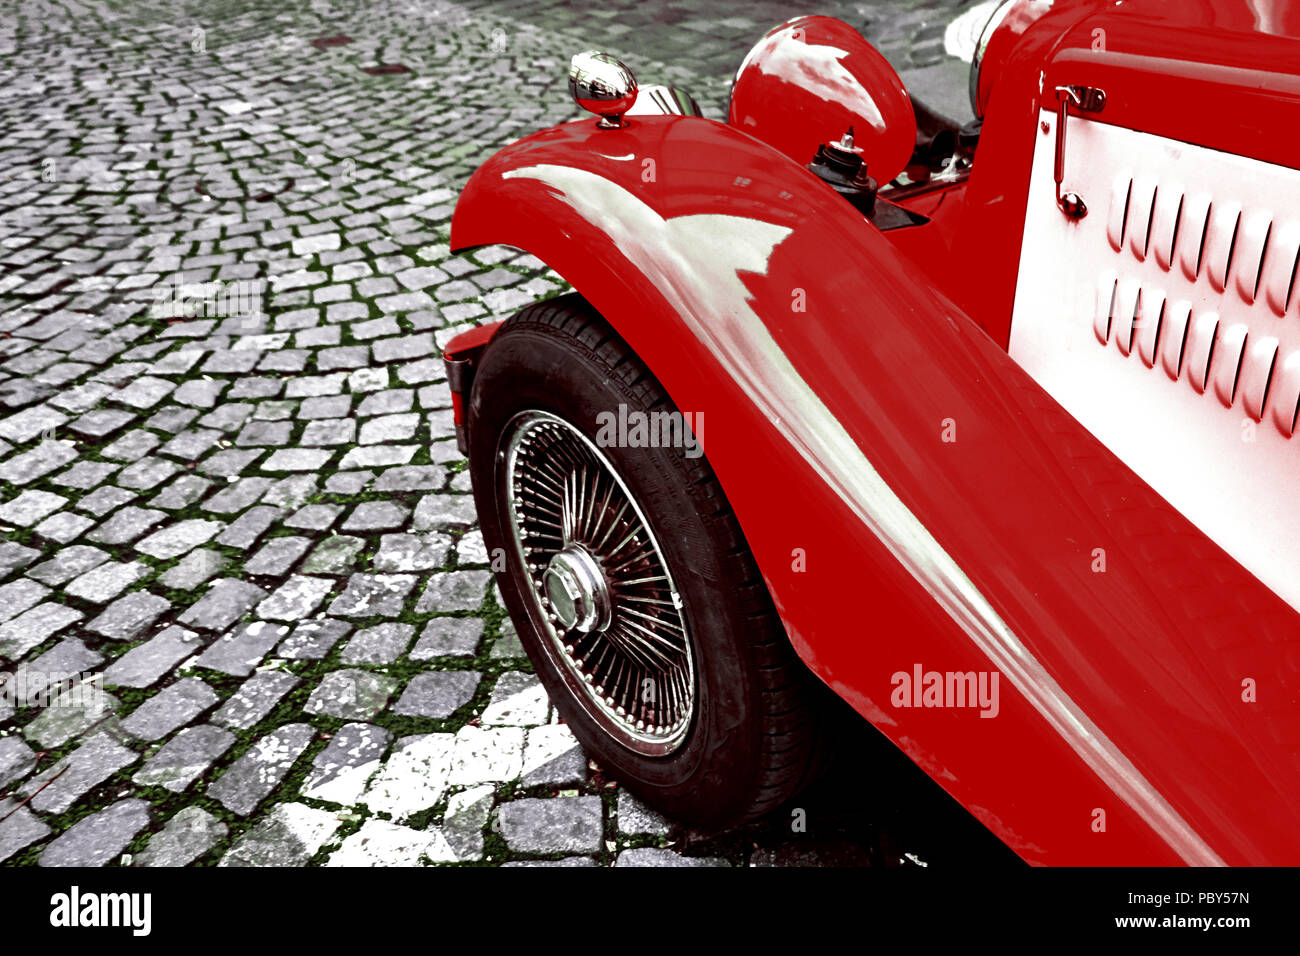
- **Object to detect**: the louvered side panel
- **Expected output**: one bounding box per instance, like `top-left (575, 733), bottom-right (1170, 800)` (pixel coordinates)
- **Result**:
top-left (1010, 111), bottom-right (1300, 614)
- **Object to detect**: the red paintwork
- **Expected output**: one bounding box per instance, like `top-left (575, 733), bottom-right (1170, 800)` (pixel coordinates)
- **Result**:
top-left (449, 0), bottom-right (1300, 864)
top-left (444, 320), bottom-right (502, 428)
top-left (1041, 19), bottom-right (1300, 170)
top-left (442, 320), bottom-right (500, 360)
top-left (938, 2), bottom-right (1089, 347)
top-left (728, 16), bottom-right (916, 186)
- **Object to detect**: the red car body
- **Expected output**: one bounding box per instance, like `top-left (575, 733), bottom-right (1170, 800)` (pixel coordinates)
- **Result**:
top-left (448, 0), bottom-right (1300, 865)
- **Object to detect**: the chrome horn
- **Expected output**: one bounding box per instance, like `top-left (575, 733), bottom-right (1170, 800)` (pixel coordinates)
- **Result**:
top-left (568, 51), bottom-right (638, 129)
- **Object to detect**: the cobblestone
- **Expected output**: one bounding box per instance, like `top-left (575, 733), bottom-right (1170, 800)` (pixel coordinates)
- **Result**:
top-left (179, 579), bottom-right (268, 631)
top-left (302, 723), bottom-right (393, 805)
top-left (211, 670), bottom-right (302, 730)
top-left (617, 790), bottom-right (673, 837)
top-left (393, 671), bottom-right (480, 719)
top-left (361, 733), bottom-right (456, 821)
top-left (0, 578), bottom-right (49, 621)
top-left (133, 725), bottom-right (237, 793)
top-left (415, 570), bottom-right (490, 612)
top-left (39, 799), bottom-right (151, 868)
top-left (64, 560), bottom-right (147, 603)
top-left (23, 688), bottom-right (120, 749)
top-left (159, 549), bottom-right (226, 589)
top-left (257, 576), bottom-right (335, 621)
top-left (326, 819), bottom-right (448, 867)
top-left (339, 622), bottom-right (415, 665)
top-left (121, 679), bottom-right (220, 741)
top-left (0, 799), bottom-right (51, 864)
top-left (410, 617), bottom-right (484, 659)
top-left (521, 725), bottom-right (586, 787)
top-left (327, 572), bottom-right (416, 617)
top-left (304, 670), bottom-right (398, 720)
top-left (87, 591), bottom-right (170, 640)
top-left (0, 738), bottom-right (38, 790)
top-left (448, 726), bottom-right (525, 786)
top-left (207, 722), bottom-right (315, 816)
top-left (102, 626), bottom-right (204, 688)
top-left (372, 531), bottom-right (452, 571)
top-left (480, 671), bottom-right (549, 726)
top-left (194, 622), bottom-right (290, 676)
top-left (614, 848), bottom-right (730, 867)
top-left (497, 796), bottom-right (603, 855)
top-left (341, 501), bottom-right (410, 532)
top-left (275, 618), bottom-right (352, 660)
top-left (23, 733), bottom-right (139, 814)
top-left (0, 0), bottom-right (974, 869)
top-left (221, 803), bottom-right (340, 867)
top-left (135, 807), bottom-right (227, 867)
top-left (0, 606), bottom-right (83, 658)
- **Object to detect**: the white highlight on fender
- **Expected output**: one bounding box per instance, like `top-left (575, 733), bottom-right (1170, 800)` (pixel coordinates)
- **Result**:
top-left (740, 31), bottom-right (884, 128)
top-left (503, 162), bottom-right (1224, 866)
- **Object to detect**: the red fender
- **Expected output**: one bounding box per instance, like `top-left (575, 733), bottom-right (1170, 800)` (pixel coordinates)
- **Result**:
top-left (450, 114), bottom-right (1300, 865)
top-left (728, 15), bottom-right (916, 185)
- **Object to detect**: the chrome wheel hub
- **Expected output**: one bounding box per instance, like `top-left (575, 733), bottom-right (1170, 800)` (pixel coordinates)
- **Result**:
top-left (542, 546), bottom-right (611, 634)
top-left (500, 411), bottom-right (696, 756)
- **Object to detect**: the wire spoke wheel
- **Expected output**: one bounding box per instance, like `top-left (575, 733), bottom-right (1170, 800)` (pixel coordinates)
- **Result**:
top-left (500, 410), bottom-right (696, 756)
top-left (471, 298), bottom-right (823, 824)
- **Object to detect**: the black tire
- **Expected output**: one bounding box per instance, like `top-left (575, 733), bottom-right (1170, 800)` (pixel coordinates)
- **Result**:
top-left (467, 293), bottom-right (823, 827)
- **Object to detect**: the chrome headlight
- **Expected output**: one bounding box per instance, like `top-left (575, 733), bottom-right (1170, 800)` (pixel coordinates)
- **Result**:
top-left (969, 0), bottom-right (1018, 119)
top-left (569, 51), bottom-right (638, 129)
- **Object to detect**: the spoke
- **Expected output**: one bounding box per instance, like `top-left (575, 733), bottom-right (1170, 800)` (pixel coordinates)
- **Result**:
top-left (604, 544), bottom-right (659, 575)
top-left (588, 634), bottom-right (617, 692)
top-left (520, 467), bottom-right (566, 498)
top-left (581, 466), bottom-right (601, 542)
top-left (562, 470), bottom-right (574, 541)
top-left (618, 573), bottom-right (670, 587)
top-left (666, 667), bottom-right (690, 728)
top-left (585, 476), bottom-right (615, 546)
top-left (604, 525), bottom-right (642, 562)
top-left (505, 412), bottom-right (695, 751)
top-left (575, 464), bottom-right (588, 543)
top-left (616, 592), bottom-right (678, 609)
top-left (613, 655), bottom-right (632, 712)
top-left (614, 619), bottom-right (680, 668)
top-left (619, 603), bottom-right (687, 638)
top-left (607, 622), bottom-right (674, 671)
top-left (525, 515), bottom-right (564, 532)
top-left (531, 454), bottom-right (571, 488)
top-left (591, 500), bottom-right (630, 552)
top-left (516, 486), bottom-right (564, 517)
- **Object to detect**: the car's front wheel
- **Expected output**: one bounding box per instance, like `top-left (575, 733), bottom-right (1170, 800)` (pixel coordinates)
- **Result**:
top-left (467, 293), bottom-right (822, 827)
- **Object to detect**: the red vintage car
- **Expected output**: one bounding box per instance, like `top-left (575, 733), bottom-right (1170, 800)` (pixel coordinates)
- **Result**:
top-left (443, 0), bottom-right (1300, 866)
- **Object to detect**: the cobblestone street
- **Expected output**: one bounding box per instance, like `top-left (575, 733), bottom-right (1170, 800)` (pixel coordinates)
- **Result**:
top-left (0, 0), bottom-right (1013, 867)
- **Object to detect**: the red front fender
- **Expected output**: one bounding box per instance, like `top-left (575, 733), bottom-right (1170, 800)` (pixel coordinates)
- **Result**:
top-left (451, 114), bottom-right (1300, 865)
